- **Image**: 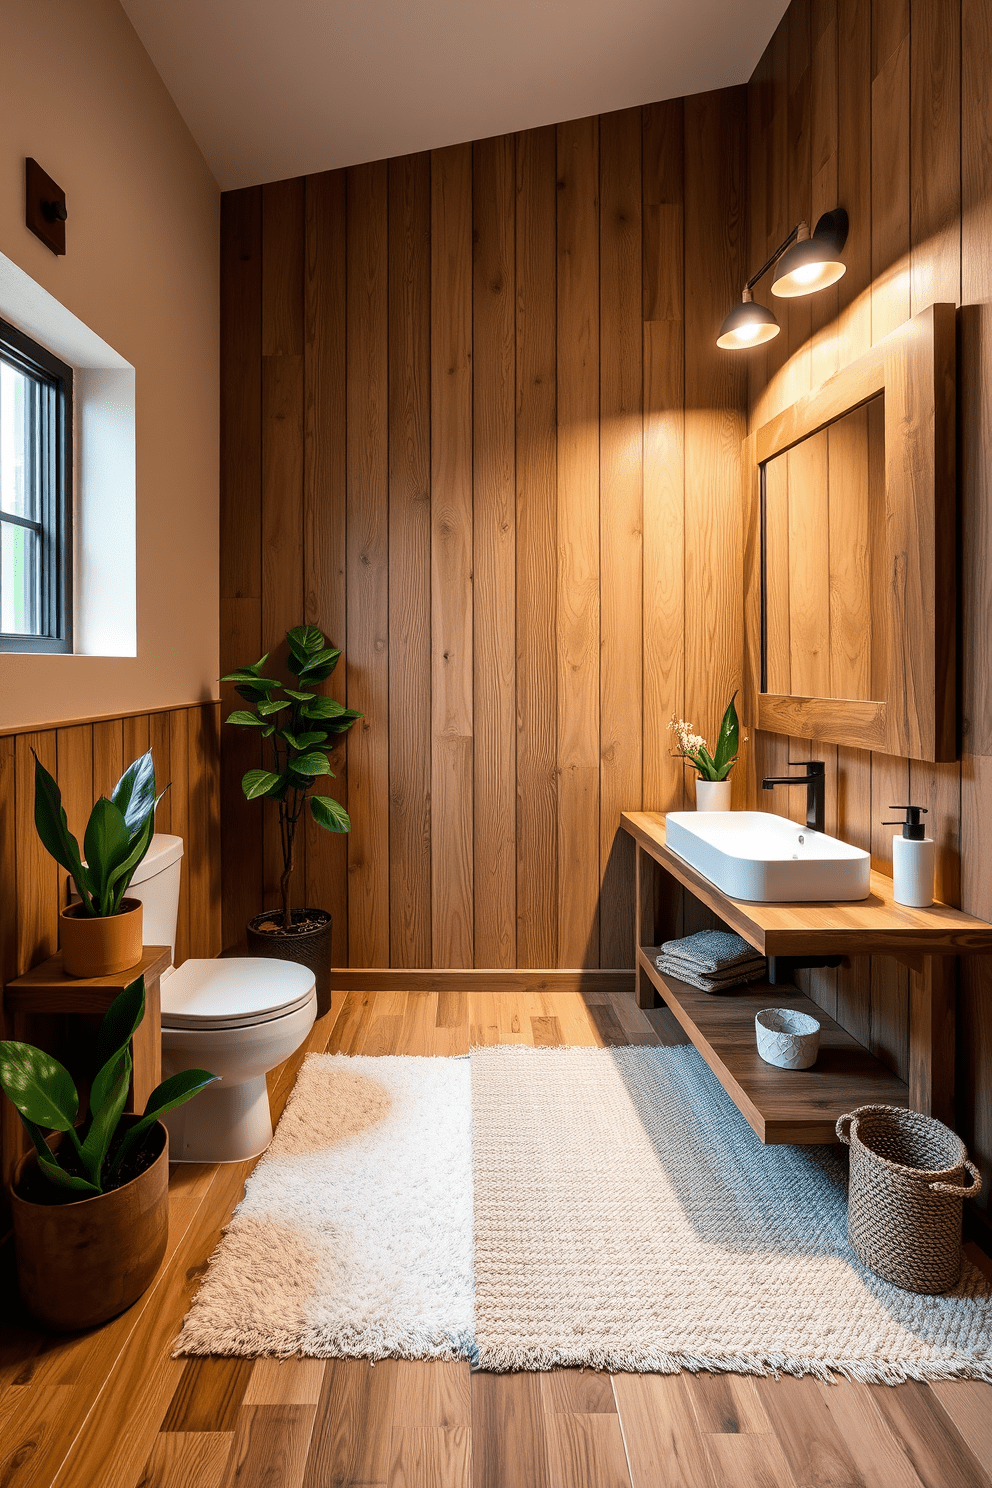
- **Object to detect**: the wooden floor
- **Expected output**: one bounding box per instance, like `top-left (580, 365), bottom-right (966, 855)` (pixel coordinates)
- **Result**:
top-left (2, 987), bottom-right (991, 1488)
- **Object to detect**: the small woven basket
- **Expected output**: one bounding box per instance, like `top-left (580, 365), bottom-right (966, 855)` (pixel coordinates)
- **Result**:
top-left (837, 1104), bottom-right (982, 1294)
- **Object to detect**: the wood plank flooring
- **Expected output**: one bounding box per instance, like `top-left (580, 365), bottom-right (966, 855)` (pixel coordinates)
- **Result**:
top-left (1, 989), bottom-right (990, 1488)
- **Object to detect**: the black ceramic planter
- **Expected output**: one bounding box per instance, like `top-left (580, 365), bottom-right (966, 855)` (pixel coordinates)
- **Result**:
top-left (246, 907), bottom-right (333, 1017)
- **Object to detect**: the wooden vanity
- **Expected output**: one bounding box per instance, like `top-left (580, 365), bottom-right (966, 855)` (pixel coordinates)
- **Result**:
top-left (623, 811), bottom-right (992, 1144)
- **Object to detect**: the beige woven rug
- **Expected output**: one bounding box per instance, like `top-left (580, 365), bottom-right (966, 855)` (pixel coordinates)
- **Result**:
top-left (471, 1044), bottom-right (992, 1382)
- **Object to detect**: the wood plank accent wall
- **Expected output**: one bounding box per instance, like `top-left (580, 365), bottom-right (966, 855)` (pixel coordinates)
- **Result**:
top-left (746, 0), bottom-right (992, 1226)
top-left (219, 93), bottom-right (748, 971)
top-left (0, 701), bottom-right (222, 1196)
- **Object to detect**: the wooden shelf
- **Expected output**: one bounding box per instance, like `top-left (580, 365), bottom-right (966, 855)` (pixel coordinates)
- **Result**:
top-left (638, 947), bottom-right (908, 1144)
top-left (623, 811), bottom-right (992, 958)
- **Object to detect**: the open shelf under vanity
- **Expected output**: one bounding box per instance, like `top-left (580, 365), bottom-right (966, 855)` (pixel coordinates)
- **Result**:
top-left (622, 810), bottom-right (992, 1144)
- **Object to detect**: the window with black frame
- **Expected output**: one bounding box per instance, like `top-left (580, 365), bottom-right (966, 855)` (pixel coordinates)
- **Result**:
top-left (0, 317), bottom-right (72, 653)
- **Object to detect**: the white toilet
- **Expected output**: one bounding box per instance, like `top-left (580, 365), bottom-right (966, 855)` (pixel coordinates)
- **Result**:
top-left (128, 834), bottom-right (317, 1162)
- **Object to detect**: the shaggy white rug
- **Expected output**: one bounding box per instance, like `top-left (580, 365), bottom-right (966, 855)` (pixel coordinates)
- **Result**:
top-left (472, 1044), bottom-right (992, 1382)
top-left (174, 1053), bottom-right (474, 1359)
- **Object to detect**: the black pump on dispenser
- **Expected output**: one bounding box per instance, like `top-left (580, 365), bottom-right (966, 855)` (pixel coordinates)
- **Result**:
top-left (882, 805), bottom-right (929, 840)
top-left (882, 806), bottom-right (934, 907)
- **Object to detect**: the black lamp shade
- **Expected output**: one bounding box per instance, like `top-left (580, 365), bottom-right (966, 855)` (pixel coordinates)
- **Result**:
top-left (717, 298), bottom-right (780, 350)
top-left (772, 208), bottom-right (849, 298)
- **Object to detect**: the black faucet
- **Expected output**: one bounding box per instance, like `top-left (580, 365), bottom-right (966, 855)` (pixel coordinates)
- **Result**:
top-left (761, 759), bottom-right (826, 834)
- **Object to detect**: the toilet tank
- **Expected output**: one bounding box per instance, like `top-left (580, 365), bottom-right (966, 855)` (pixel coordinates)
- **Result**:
top-left (128, 834), bottom-right (184, 964)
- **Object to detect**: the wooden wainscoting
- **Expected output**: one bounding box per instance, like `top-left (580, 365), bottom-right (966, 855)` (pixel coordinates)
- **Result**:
top-left (0, 701), bottom-right (222, 1198)
top-left (219, 92), bottom-right (749, 973)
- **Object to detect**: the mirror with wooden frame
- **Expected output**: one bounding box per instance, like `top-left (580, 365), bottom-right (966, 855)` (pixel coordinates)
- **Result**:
top-left (743, 303), bottom-right (957, 763)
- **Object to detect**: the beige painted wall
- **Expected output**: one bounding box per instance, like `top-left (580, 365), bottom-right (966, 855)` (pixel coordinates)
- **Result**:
top-left (0, 0), bottom-right (219, 730)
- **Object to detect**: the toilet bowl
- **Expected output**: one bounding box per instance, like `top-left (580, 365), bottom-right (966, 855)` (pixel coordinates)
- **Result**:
top-left (127, 835), bottom-right (317, 1163)
top-left (160, 958), bottom-right (316, 1162)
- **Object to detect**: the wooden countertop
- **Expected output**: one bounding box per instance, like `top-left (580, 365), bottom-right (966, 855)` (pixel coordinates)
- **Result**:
top-left (5, 945), bottom-right (172, 1013)
top-left (622, 811), bottom-right (992, 957)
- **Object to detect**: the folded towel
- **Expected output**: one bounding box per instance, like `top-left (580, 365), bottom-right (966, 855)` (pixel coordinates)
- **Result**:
top-left (655, 954), bottom-right (767, 995)
top-left (658, 929), bottom-right (760, 974)
top-left (660, 952), bottom-right (766, 986)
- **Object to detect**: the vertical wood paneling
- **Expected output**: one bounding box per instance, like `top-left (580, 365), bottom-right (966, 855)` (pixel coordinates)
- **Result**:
top-left (683, 89), bottom-right (747, 806)
top-left (387, 153), bottom-right (432, 969)
top-left (347, 161), bottom-right (391, 966)
top-left (431, 143), bottom-right (475, 968)
top-left (56, 725), bottom-right (94, 846)
top-left (149, 711), bottom-right (173, 835)
top-left (220, 103), bottom-right (747, 978)
top-left (261, 177), bottom-right (306, 912)
top-left (959, 0), bottom-right (992, 1205)
top-left (641, 100), bottom-right (685, 817)
top-left (514, 126), bottom-right (559, 969)
top-left (472, 134), bottom-right (517, 968)
top-left (187, 706), bottom-right (222, 958)
top-left (170, 708), bottom-right (192, 968)
top-left (747, 0), bottom-right (992, 1202)
top-left (305, 168), bottom-right (349, 965)
top-left (598, 106), bottom-right (643, 969)
top-left (220, 186), bottom-right (263, 952)
top-left (556, 116), bottom-right (601, 968)
top-left (92, 719), bottom-right (125, 801)
top-left (15, 732), bottom-right (59, 974)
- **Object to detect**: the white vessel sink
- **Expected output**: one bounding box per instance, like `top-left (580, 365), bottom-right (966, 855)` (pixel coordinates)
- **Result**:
top-left (665, 811), bottom-right (871, 903)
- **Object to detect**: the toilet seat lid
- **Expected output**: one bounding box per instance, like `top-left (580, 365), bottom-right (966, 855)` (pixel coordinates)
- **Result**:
top-left (161, 958), bottom-right (316, 1029)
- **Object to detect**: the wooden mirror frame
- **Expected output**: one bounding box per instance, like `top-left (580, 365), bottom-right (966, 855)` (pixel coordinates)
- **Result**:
top-left (743, 302), bottom-right (956, 763)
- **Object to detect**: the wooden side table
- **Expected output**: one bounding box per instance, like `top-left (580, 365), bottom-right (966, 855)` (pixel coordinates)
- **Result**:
top-left (5, 946), bottom-right (171, 1113)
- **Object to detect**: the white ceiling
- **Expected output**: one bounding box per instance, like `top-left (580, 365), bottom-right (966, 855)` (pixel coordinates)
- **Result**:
top-left (120, 0), bottom-right (789, 192)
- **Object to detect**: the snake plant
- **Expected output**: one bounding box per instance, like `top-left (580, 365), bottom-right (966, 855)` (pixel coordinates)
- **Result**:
top-left (33, 749), bottom-right (167, 917)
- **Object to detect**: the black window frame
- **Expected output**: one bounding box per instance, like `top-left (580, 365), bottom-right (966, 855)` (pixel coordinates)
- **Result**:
top-left (0, 316), bottom-right (73, 654)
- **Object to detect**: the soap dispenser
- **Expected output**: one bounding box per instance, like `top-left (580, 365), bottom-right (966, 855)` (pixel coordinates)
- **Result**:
top-left (882, 806), bottom-right (934, 908)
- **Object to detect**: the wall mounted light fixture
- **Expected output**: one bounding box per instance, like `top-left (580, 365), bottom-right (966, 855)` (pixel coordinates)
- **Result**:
top-left (717, 208), bottom-right (849, 349)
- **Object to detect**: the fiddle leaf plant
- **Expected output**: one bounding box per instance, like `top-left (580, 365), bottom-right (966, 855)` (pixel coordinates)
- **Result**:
top-left (0, 977), bottom-right (216, 1197)
top-left (33, 750), bottom-right (168, 917)
top-left (222, 624), bottom-right (362, 929)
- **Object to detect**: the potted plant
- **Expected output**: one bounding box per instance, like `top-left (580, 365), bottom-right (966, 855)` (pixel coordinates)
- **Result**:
top-left (34, 750), bottom-right (166, 978)
top-left (0, 976), bottom-right (214, 1331)
top-left (222, 624), bottom-right (362, 1015)
top-left (668, 692), bottom-right (746, 810)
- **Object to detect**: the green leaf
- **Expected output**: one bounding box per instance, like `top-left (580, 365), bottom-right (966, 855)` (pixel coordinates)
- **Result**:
top-left (291, 751), bottom-right (331, 777)
top-left (109, 1069), bottom-right (218, 1176)
top-left (225, 710), bottom-right (265, 727)
top-left (287, 624), bottom-right (326, 656)
top-left (235, 684), bottom-right (268, 705)
top-left (83, 797), bottom-right (132, 911)
top-left (222, 671), bottom-right (279, 688)
top-left (32, 752), bottom-right (92, 911)
top-left (300, 647), bottom-right (341, 675)
top-left (322, 710), bottom-right (363, 734)
top-left (106, 808), bottom-right (158, 913)
top-left (310, 795), bottom-right (351, 832)
top-left (712, 691), bottom-right (741, 776)
top-left (695, 745), bottom-right (719, 781)
top-left (241, 769), bottom-right (283, 800)
top-left (284, 689), bottom-right (315, 702)
top-left (34, 1148), bottom-right (100, 1195)
top-left (91, 978), bottom-right (146, 1115)
top-left (288, 730), bottom-right (328, 751)
top-left (111, 751), bottom-right (156, 837)
top-left (261, 725), bottom-right (276, 738)
top-left (301, 696), bottom-right (346, 721)
top-left (257, 699), bottom-right (291, 717)
top-left (79, 1048), bottom-right (132, 1187)
top-left (0, 1042), bottom-right (79, 1131)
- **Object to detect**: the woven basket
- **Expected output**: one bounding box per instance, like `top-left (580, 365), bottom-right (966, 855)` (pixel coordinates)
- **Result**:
top-left (837, 1104), bottom-right (981, 1294)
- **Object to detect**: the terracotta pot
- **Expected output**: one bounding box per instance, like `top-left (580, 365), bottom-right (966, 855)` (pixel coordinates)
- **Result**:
top-left (694, 778), bottom-right (733, 811)
top-left (246, 907), bottom-right (332, 1017)
top-left (60, 897), bottom-right (143, 978)
top-left (10, 1118), bottom-right (169, 1331)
